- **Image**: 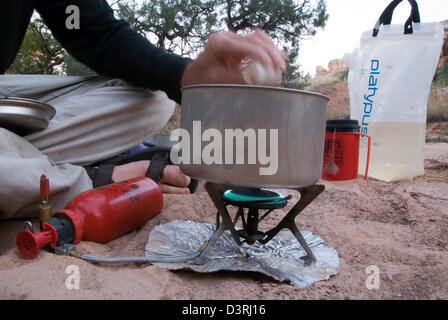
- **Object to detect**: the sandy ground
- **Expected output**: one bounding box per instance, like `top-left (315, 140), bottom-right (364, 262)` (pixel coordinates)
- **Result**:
top-left (0, 140), bottom-right (447, 300)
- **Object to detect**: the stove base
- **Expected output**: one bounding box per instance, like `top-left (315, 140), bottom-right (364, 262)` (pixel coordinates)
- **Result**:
top-left (193, 182), bottom-right (325, 265)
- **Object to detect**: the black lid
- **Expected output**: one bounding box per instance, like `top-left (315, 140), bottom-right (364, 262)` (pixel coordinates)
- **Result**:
top-left (326, 119), bottom-right (360, 132)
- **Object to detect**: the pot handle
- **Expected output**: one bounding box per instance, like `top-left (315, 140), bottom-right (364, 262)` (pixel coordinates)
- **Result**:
top-left (355, 133), bottom-right (371, 180)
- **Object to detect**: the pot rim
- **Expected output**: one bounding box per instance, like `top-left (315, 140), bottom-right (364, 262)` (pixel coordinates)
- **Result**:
top-left (181, 84), bottom-right (329, 101)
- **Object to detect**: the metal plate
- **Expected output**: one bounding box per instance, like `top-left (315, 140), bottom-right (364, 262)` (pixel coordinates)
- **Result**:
top-left (0, 97), bottom-right (56, 136)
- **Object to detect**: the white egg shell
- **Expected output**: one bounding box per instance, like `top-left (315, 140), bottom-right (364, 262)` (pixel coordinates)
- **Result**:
top-left (242, 61), bottom-right (282, 86)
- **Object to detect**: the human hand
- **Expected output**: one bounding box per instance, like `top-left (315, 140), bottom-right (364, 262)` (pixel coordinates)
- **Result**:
top-left (112, 160), bottom-right (191, 194)
top-left (180, 29), bottom-right (286, 87)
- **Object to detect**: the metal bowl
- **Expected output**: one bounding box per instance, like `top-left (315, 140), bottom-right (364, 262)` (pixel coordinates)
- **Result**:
top-left (179, 84), bottom-right (329, 188)
top-left (0, 97), bottom-right (56, 136)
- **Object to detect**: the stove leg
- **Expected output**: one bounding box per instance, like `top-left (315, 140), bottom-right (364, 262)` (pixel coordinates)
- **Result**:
top-left (193, 222), bottom-right (227, 265)
top-left (193, 182), bottom-right (242, 265)
top-left (260, 184), bottom-right (324, 264)
top-left (205, 182), bottom-right (242, 244)
top-left (289, 224), bottom-right (316, 265)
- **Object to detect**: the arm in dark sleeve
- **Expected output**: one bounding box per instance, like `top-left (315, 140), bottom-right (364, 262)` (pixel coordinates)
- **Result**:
top-left (35, 0), bottom-right (191, 104)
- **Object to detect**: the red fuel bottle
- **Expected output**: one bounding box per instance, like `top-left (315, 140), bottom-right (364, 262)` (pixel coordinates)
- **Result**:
top-left (16, 177), bottom-right (163, 259)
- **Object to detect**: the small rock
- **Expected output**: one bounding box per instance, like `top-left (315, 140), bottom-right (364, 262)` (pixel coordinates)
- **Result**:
top-left (387, 274), bottom-right (393, 281)
top-left (397, 293), bottom-right (402, 297)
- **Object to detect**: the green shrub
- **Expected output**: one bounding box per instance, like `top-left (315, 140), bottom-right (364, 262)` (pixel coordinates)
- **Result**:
top-left (433, 59), bottom-right (448, 87)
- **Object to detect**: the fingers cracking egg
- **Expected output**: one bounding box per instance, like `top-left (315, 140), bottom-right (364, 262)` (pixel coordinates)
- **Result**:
top-left (242, 61), bottom-right (283, 86)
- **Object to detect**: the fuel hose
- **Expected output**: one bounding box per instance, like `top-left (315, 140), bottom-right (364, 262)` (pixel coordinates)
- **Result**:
top-left (72, 251), bottom-right (202, 265)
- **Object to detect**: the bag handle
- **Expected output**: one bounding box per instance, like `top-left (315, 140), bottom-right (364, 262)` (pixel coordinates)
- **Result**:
top-left (372, 0), bottom-right (421, 37)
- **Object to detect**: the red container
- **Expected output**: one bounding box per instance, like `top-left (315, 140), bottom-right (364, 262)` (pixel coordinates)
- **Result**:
top-left (16, 177), bottom-right (163, 259)
top-left (322, 120), bottom-right (371, 181)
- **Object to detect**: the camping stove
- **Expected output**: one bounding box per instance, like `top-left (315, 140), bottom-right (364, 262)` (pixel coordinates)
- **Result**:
top-left (193, 182), bottom-right (325, 265)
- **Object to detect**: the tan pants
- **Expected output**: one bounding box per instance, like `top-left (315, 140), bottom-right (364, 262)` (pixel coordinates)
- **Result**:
top-left (0, 75), bottom-right (175, 219)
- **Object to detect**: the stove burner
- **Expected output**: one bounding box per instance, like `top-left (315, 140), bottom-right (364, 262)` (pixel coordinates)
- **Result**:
top-left (222, 188), bottom-right (292, 245)
top-left (193, 182), bottom-right (325, 266)
top-left (223, 188), bottom-right (291, 208)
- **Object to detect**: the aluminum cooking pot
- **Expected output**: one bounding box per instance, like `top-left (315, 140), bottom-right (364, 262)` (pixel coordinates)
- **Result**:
top-left (178, 84), bottom-right (329, 188)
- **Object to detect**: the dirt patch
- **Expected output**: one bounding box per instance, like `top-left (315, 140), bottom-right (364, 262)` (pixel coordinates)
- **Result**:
top-left (312, 81), bottom-right (350, 120)
top-left (426, 122), bottom-right (448, 142)
top-left (0, 140), bottom-right (447, 300)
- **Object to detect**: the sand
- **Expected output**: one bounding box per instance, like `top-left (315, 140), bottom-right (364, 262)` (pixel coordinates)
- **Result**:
top-left (0, 142), bottom-right (447, 300)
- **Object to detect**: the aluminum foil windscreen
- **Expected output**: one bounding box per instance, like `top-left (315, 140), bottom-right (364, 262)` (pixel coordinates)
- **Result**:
top-left (145, 220), bottom-right (339, 287)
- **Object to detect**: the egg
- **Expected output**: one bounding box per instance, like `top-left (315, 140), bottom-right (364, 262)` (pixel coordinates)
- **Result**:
top-left (242, 61), bottom-right (282, 86)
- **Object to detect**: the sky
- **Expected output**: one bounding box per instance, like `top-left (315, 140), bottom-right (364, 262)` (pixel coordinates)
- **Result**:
top-left (299, 0), bottom-right (448, 76)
